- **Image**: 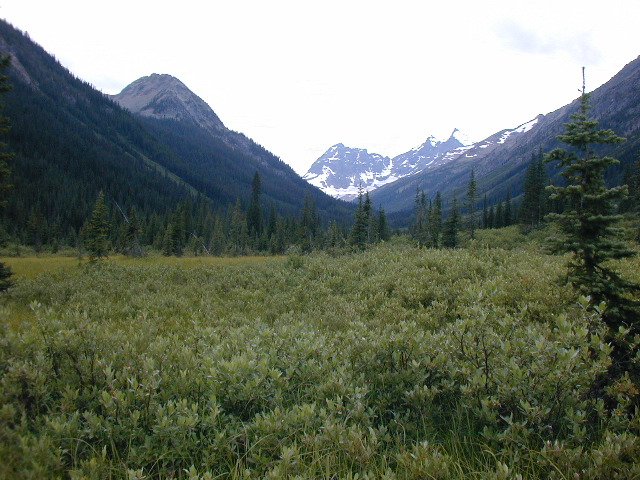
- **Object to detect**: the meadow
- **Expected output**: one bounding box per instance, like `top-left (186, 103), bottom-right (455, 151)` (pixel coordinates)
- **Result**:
top-left (0, 229), bottom-right (639, 479)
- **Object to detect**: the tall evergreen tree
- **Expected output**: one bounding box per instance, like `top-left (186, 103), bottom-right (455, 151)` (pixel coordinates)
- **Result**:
top-left (504, 188), bottom-right (512, 227)
top-left (209, 211), bottom-right (227, 256)
top-left (427, 191), bottom-right (442, 247)
top-left (495, 200), bottom-right (504, 229)
top-left (411, 188), bottom-right (428, 247)
top-left (348, 185), bottom-right (370, 250)
top-left (442, 197), bottom-right (460, 248)
top-left (0, 54), bottom-right (12, 290)
top-left (327, 219), bottom-right (344, 249)
top-left (464, 169), bottom-right (478, 239)
top-left (482, 195), bottom-right (489, 229)
top-left (83, 191), bottom-right (111, 260)
top-left (246, 171), bottom-right (262, 239)
top-left (519, 150), bottom-right (548, 229)
top-left (487, 205), bottom-right (495, 229)
top-left (377, 207), bottom-right (390, 242)
top-left (299, 191), bottom-right (319, 252)
top-left (229, 198), bottom-right (247, 255)
top-left (546, 70), bottom-right (640, 332)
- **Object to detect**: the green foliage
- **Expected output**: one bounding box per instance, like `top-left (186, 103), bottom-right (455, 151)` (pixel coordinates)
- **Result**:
top-left (83, 191), bottom-right (111, 260)
top-left (546, 83), bottom-right (640, 330)
top-left (519, 149), bottom-right (548, 229)
top-left (442, 197), bottom-right (460, 248)
top-left (0, 20), bottom-right (354, 252)
top-left (0, 53), bottom-right (13, 290)
top-left (349, 186), bottom-right (371, 250)
top-left (1, 241), bottom-right (638, 478)
top-left (465, 169), bottom-right (478, 239)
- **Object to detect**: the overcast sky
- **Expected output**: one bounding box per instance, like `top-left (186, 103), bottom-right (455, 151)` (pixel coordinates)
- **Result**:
top-left (1, 1), bottom-right (639, 174)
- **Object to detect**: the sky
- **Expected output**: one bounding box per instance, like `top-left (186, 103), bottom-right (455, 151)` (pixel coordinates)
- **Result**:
top-left (1, 0), bottom-right (639, 175)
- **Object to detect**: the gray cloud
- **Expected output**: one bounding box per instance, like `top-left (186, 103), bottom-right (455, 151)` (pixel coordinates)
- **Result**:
top-left (493, 19), bottom-right (602, 65)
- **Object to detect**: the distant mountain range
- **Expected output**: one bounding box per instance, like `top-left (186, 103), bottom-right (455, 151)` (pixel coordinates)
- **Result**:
top-left (308, 56), bottom-right (640, 220)
top-left (304, 129), bottom-right (473, 201)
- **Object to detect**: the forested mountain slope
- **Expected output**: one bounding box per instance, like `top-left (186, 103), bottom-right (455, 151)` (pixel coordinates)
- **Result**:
top-left (372, 55), bottom-right (640, 218)
top-left (0, 20), bottom-right (351, 244)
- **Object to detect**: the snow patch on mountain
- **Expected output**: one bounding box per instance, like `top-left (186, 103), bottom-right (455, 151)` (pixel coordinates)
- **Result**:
top-left (305, 118), bottom-right (541, 201)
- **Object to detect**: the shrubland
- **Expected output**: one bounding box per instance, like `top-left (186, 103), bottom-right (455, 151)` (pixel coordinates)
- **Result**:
top-left (0, 229), bottom-right (639, 479)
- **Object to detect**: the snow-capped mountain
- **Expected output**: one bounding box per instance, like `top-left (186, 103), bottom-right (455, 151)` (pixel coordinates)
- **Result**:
top-left (391, 128), bottom-right (474, 177)
top-left (304, 129), bottom-right (473, 200)
top-left (303, 144), bottom-right (395, 201)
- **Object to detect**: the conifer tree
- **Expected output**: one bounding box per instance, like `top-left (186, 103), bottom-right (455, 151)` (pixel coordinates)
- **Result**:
top-left (411, 188), bottom-right (428, 247)
top-left (487, 205), bottom-right (495, 229)
top-left (519, 150), bottom-right (547, 229)
top-left (327, 219), bottom-right (344, 249)
top-left (504, 188), bottom-right (512, 226)
top-left (299, 191), bottom-right (319, 252)
top-left (442, 197), bottom-right (460, 248)
top-left (482, 195), bottom-right (489, 229)
top-left (465, 169), bottom-right (478, 239)
top-left (229, 198), bottom-right (247, 255)
top-left (246, 171), bottom-right (262, 239)
top-left (377, 207), bottom-right (390, 242)
top-left (84, 191), bottom-right (111, 260)
top-left (124, 206), bottom-right (143, 256)
top-left (546, 70), bottom-right (640, 330)
top-left (0, 54), bottom-right (11, 205)
top-left (266, 202), bottom-right (277, 240)
top-left (495, 200), bottom-right (504, 228)
top-left (348, 186), bottom-right (370, 250)
top-left (0, 54), bottom-right (12, 290)
top-left (427, 191), bottom-right (442, 247)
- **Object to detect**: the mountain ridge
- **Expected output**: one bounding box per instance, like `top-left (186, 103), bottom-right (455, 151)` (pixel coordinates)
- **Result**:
top-left (304, 129), bottom-right (473, 200)
top-left (373, 55), bottom-right (640, 217)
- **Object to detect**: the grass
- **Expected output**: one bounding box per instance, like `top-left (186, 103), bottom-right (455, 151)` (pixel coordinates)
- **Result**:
top-left (0, 253), bottom-right (284, 280)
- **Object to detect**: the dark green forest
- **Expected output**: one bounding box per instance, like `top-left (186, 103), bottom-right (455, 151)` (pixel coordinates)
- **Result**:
top-left (0, 20), bottom-right (356, 256)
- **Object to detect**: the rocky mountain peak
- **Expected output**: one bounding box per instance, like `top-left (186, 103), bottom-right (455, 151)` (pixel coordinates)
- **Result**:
top-left (110, 73), bottom-right (225, 133)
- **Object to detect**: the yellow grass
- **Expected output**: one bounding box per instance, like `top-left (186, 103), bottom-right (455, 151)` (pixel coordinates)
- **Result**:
top-left (0, 254), bottom-right (284, 328)
top-left (0, 254), bottom-right (284, 280)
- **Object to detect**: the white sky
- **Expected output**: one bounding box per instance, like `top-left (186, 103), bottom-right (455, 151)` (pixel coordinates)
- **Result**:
top-left (1, 1), bottom-right (639, 174)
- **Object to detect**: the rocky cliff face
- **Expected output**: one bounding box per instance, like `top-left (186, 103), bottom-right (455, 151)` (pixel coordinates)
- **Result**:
top-left (110, 74), bottom-right (225, 134)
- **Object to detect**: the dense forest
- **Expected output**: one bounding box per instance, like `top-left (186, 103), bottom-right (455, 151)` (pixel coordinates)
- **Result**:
top-left (0, 20), bottom-right (354, 256)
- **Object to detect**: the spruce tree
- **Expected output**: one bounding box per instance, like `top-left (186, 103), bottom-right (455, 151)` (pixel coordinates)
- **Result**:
top-left (504, 188), bottom-right (512, 227)
top-left (84, 191), bottom-right (111, 260)
top-left (427, 191), bottom-right (442, 247)
top-left (378, 207), bottom-right (390, 242)
top-left (482, 195), bottom-right (489, 229)
top-left (442, 197), bottom-right (460, 248)
top-left (299, 191), bottom-right (319, 252)
top-left (246, 171), bottom-right (262, 239)
top-left (0, 54), bottom-right (12, 290)
top-left (465, 169), bottom-right (478, 239)
top-left (519, 150), bottom-right (547, 229)
top-left (348, 186), bottom-right (370, 250)
top-left (495, 200), bottom-right (504, 228)
top-left (411, 188), bottom-right (428, 247)
top-left (546, 70), bottom-right (640, 331)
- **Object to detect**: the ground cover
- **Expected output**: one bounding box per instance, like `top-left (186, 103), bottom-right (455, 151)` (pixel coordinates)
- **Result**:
top-left (0, 234), bottom-right (639, 478)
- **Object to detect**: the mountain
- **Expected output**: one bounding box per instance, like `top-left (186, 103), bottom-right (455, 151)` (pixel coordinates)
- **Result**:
top-left (303, 144), bottom-right (394, 201)
top-left (304, 129), bottom-right (472, 200)
top-left (112, 73), bottom-right (226, 134)
top-left (111, 73), bottom-right (351, 219)
top-left (0, 19), bottom-right (351, 243)
top-left (372, 56), bottom-right (640, 219)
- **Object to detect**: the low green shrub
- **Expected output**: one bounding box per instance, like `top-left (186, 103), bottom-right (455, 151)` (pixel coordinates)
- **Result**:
top-left (0, 242), bottom-right (638, 478)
